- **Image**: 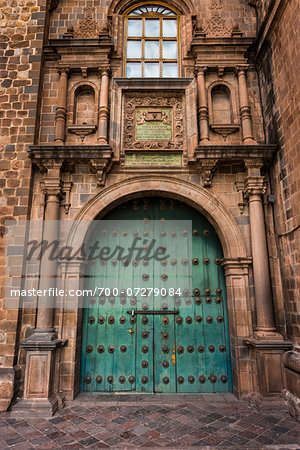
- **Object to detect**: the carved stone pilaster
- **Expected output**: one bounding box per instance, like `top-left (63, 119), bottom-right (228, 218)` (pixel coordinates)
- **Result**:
top-left (195, 66), bottom-right (209, 144)
top-left (62, 181), bottom-right (73, 214)
top-left (236, 65), bottom-right (257, 144)
top-left (235, 180), bottom-right (246, 214)
top-left (55, 67), bottom-right (69, 144)
top-left (97, 66), bottom-right (111, 144)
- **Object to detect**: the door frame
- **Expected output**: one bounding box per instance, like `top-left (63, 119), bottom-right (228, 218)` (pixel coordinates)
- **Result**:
top-left (57, 175), bottom-right (254, 399)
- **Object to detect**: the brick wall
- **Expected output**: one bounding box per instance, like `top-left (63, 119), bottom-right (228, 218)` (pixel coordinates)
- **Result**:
top-left (257, 0), bottom-right (300, 342)
top-left (0, 0), bottom-right (47, 410)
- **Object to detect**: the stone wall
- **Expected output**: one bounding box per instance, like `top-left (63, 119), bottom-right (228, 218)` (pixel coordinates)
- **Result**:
top-left (257, 0), bottom-right (300, 343)
top-left (0, 0), bottom-right (298, 412)
top-left (48, 0), bottom-right (256, 40)
top-left (0, 0), bottom-right (48, 410)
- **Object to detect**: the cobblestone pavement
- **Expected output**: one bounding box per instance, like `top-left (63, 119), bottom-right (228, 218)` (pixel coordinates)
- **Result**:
top-left (0, 395), bottom-right (299, 449)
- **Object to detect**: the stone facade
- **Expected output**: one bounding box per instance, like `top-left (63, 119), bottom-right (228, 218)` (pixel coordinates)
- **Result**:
top-left (254, 0), bottom-right (300, 421)
top-left (0, 0), bottom-right (299, 419)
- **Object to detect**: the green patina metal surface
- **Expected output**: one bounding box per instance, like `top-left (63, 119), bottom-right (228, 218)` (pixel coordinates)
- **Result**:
top-left (81, 197), bottom-right (232, 393)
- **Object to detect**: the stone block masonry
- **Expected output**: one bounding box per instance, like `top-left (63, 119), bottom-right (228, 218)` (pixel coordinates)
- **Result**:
top-left (0, 0), bottom-right (49, 410)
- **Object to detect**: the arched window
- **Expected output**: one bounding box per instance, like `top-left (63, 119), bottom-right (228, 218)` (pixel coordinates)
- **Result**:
top-left (124, 3), bottom-right (180, 78)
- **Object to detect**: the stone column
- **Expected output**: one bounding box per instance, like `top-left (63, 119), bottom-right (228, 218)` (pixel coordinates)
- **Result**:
top-left (36, 160), bottom-right (62, 333)
top-left (195, 66), bottom-right (209, 143)
top-left (54, 67), bottom-right (69, 144)
top-left (236, 66), bottom-right (257, 144)
top-left (13, 160), bottom-right (66, 417)
top-left (243, 161), bottom-right (291, 398)
top-left (244, 161), bottom-right (276, 336)
top-left (97, 66), bottom-right (110, 144)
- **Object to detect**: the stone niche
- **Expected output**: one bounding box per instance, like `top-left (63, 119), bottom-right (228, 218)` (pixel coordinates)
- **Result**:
top-left (110, 78), bottom-right (198, 167)
top-left (66, 80), bottom-right (99, 143)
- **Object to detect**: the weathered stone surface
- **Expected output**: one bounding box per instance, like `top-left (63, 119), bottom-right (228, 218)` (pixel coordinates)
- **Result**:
top-left (0, 0), bottom-right (298, 422)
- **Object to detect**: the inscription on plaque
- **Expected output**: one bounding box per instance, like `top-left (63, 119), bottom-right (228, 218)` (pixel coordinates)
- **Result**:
top-left (135, 108), bottom-right (172, 141)
top-left (125, 152), bottom-right (182, 166)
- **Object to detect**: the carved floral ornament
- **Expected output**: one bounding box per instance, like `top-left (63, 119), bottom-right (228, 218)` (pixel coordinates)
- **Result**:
top-left (123, 95), bottom-right (184, 150)
top-left (193, 0), bottom-right (237, 38)
top-left (65, 5), bottom-right (111, 39)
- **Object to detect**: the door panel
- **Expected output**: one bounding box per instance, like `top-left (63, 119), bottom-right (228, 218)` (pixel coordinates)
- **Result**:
top-left (80, 197), bottom-right (232, 393)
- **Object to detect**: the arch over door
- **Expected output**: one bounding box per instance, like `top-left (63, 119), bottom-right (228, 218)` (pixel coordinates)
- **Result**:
top-left (81, 197), bottom-right (232, 393)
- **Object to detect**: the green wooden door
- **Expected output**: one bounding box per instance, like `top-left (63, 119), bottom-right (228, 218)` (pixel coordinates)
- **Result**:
top-left (81, 197), bottom-right (232, 393)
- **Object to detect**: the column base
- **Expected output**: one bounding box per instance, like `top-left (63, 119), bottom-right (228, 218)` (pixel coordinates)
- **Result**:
top-left (243, 138), bottom-right (258, 145)
top-left (11, 333), bottom-right (67, 417)
top-left (11, 393), bottom-right (63, 418)
top-left (199, 138), bottom-right (210, 145)
top-left (97, 137), bottom-right (108, 144)
top-left (253, 330), bottom-right (283, 340)
top-left (244, 336), bottom-right (292, 396)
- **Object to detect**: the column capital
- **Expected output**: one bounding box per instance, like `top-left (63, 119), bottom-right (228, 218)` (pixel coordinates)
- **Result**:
top-left (195, 65), bottom-right (208, 76)
top-left (244, 158), bottom-right (264, 176)
top-left (57, 65), bottom-right (70, 75)
top-left (39, 159), bottom-right (63, 198)
top-left (41, 178), bottom-right (63, 198)
top-left (221, 257), bottom-right (252, 275)
top-left (235, 64), bottom-right (249, 75)
top-left (99, 65), bottom-right (111, 76)
top-left (244, 175), bottom-right (266, 198)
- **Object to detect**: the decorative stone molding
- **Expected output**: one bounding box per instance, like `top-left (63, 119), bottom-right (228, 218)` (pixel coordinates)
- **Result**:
top-left (123, 94), bottom-right (184, 150)
top-left (193, 145), bottom-right (276, 187)
top-left (203, 0), bottom-right (233, 38)
top-left (199, 159), bottom-right (219, 187)
top-left (62, 181), bottom-right (73, 214)
top-left (72, 7), bottom-right (111, 39)
top-left (90, 158), bottom-right (113, 187)
top-left (73, 6), bottom-right (101, 39)
top-left (67, 124), bottom-right (97, 142)
top-left (244, 175), bottom-right (266, 198)
top-left (28, 145), bottom-right (113, 188)
top-left (235, 181), bottom-right (246, 214)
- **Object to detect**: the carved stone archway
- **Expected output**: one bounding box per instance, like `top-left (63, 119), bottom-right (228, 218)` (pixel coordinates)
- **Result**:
top-left (60, 176), bottom-right (254, 399)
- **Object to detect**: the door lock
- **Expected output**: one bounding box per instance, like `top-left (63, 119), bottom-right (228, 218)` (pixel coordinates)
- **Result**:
top-left (129, 329), bottom-right (134, 334)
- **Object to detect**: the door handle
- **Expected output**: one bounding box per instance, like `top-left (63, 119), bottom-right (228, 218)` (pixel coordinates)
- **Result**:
top-left (127, 310), bottom-right (179, 315)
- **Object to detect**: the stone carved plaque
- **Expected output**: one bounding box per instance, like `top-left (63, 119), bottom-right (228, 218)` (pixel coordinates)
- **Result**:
top-left (136, 108), bottom-right (172, 141)
top-left (125, 151), bottom-right (182, 166)
top-left (124, 94), bottom-right (184, 150)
